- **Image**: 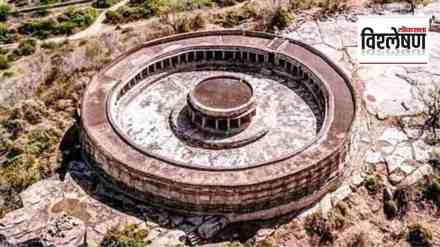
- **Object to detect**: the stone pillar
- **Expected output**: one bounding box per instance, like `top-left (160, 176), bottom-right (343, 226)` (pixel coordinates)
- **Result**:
top-left (202, 116), bottom-right (206, 127)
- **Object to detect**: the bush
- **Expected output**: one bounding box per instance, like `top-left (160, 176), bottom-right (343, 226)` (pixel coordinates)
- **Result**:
top-left (383, 200), bottom-right (398, 219)
top-left (21, 100), bottom-right (49, 125)
top-left (40, 0), bottom-right (59, 5)
top-left (13, 38), bottom-right (37, 57)
top-left (2, 71), bottom-right (14, 77)
top-left (149, 0), bottom-right (213, 16)
top-left (35, 7), bottom-right (49, 17)
top-left (0, 55), bottom-right (9, 70)
top-left (95, 0), bottom-right (114, 8)
top-left (18, 19), bottom-right (58, 38)
top-left (270, 7), bottom-right (291, 30)
top-left (214, 0), bottom-right (241, 7)
top-left (175, 15), bottom-right (193, 33)
top-left (394, 187), bottom-right (410, 216)
top-left (0, 24), bottom-right (17, 44)
top-left (223, 10), bottom-right (241, 27)
top-left (221, 2), bottom-right (258, 28)
top-left (0, 153), bottom-right (43, 191)
top-left (105, 5), bottom-right (152, 24)
top-left (365, 174), bottom-right (383, 194)
top-left (407, 224), bottom-right (433, 246)
top-left (327, 202), bottom-right (349, 231)
top-left (304, 212), bottom-right (334, 244)
top-left (101, 224), bottom-right (149, 247)
top-left (425, 177), bottom-right (440, 206)
top-left (105, 10), bottom-right (123, 24)
top-left (17, 8), bottom-right (97, 39)
top-left (41, 41), bottom-right (59, 50)
top-left (0, 4), bottom-right (11, 22)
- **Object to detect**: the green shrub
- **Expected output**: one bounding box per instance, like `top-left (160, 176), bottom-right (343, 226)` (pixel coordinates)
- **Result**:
top-left (41, 41), bottom-right (59, 50)
top-left (270, 8), bottom-right (291, 30)
top-left (407, 224), bottom-right (433, 246)
top-left (13, 38), bottom-right (37, 57)
top-left (149, 0), bottom-right (213, 16)
top-left (383, 200), bottom-right (398, 219)
top-left (425, 177), bottom-right (440, 206)
top-left (214, 0), bottom-right (240, 7)
top-left (175, 15), bottom-right (193, 33)
top-left (95, 0), bottom-right (114, 8)
top-left (2, 71), bottom-right (14, 77)
top-left (101, 224), bottom-right (149, 247)
top-left (35, 7), bottom-right (49, 17)
top-left (0, 153), bottom-right (43, 191)
top-left (0, 55), bottom-right (9, 70)
top-left (22, 100), bottom-right (49, 125)
top-left (394, 187), bottom-right (411, 216)
top-left (0, 4), bottom-right (11, 22)
top-left (365, 174), bottom-right (383, 194)
top-left (0, 47), bottom-right (7, 54)
top-left (3, 119), bottom-right (24, 138)
top-left (40, 0), bottom-right (59, 5)
top-left (105, 10), bottom-right (123, 24)
top-left (304, 212), bottom-right (334, 244)
top-left (17, 8), bottom-right (97, 39)
top-left (327, 202), bottom-right (349, 230)
top-left (0, 24), bottom-right (17, 44)
top-left (105, 4), bottom-right (152, 24)
top-left (221, 2), bottom-right (258, 28)
top-left (223, 10), bottom-right (241, 27)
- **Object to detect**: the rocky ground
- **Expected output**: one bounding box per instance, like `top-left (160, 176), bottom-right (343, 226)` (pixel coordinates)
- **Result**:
top-left (0, 0), bottom-right (440, 246)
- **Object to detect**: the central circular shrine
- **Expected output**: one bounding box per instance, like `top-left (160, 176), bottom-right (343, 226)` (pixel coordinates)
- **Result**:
top-left (188, 76), bottom-right (256, 135)
top-left (80, 30), bottom-right (356, 222)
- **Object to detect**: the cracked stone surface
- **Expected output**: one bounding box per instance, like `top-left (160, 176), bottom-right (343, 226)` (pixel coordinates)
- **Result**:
top-left (0, 161), bottom-right (214, 246)
top-left (367, 127), bottom-right (434, 176)
top-left (282, 0), bottom-right (440, 222)
top-left (112, 70), bottom-right (322, 169)
top-left (284, 1), bottom-right (440, 118)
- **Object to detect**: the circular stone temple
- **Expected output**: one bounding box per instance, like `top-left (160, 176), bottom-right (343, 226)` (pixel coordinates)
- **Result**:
top-left (188, 76), bottom-right (256, 134)
top-left (80, 30), bottom-right (356, 222)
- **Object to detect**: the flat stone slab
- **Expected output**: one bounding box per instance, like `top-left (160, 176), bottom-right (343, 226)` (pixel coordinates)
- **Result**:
top-left (113, 70), bottom-right (320, 170)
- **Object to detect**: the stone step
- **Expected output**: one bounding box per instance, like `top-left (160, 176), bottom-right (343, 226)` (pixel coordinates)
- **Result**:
top-left (268, 38), bottom-right (288, 50)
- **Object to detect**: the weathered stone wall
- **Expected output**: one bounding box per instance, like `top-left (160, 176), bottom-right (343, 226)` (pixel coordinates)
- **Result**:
top-left (80, 126), bottom-right (347, 221)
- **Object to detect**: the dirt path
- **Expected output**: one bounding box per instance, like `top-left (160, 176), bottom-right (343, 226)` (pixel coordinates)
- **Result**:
top-left (1, 0), bottom-right (129, 49)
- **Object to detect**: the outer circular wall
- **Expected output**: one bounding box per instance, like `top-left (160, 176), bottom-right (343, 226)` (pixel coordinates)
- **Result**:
top-left (79, 30), bottom-right (356, 222)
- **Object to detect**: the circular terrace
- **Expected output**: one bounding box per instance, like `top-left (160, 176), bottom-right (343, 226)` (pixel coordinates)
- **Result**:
top-left (80, 30), bottom-right (356, 221)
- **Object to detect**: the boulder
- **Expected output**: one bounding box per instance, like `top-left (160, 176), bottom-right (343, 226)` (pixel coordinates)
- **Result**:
top-left (197, 216), bottom-right (229, 240)
top-left (331, 185), bottom-right (352, 206)
top-left (44, 215), bottom-right (87, 247)
top-left (401, 164), bottom-right (433, 186)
